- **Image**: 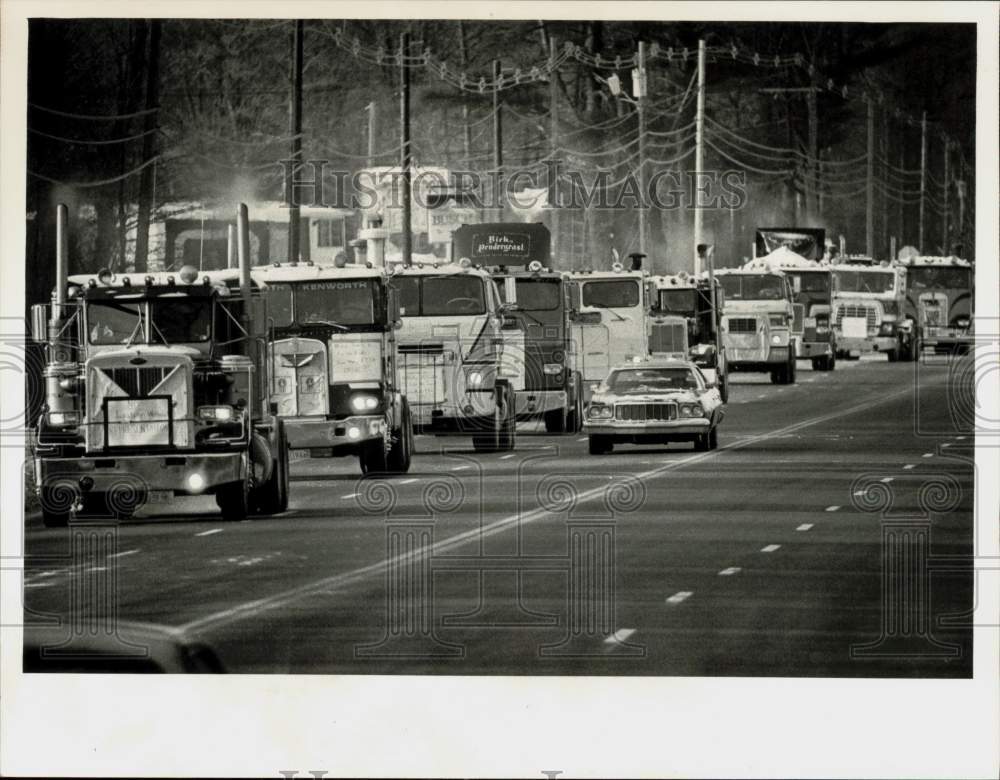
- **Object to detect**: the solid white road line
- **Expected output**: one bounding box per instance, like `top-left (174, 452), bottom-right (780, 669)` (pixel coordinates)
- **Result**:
top-left (879, 477), bottom-right (894, 483)
top-left (576, 437), bottom-right (587, 442)
top-left (24, 582), bottom-right (54, 588)
top-left (903, 464), bottom-right (916, 470)
top-left (451, 465), bottom-right (471, 471)
top-left (825, 505), bottom-right (841, 512)
top-left (922, 453), bottom-right (934, 458)
top-left (941, 442), bottom-right (952, 449)
top-left (499, 454), bottom-right (516, 460)
top-left (955, 435), bottom-right (966, 440)
top-left (718, 567), bottom-right (741, 576)
top-left (604, 628), bottom-right (637, 644)
top-left (109, 549), bottom-right (139, 559)
top-left (796, 523), bottom-right (814, 532)
top-left (665, 591), bottom-right (693, 605)
top-left (399, 478), bottom-right (419, 484)
top-left (340, 492), bottom-right (358, 499)
top-left (179, 382), bottom-right (925, 634)
top-left (195, 528), bottom-right (223, 537)
top-left (760, 544), bottom-right (781, 553)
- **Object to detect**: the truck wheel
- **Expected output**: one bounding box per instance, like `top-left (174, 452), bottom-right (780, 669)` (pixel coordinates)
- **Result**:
top-left (588, 435), bottom-right (612, 455)
top-left (359, 438), bottom-right (388, 474)
top-left (39, 484), bottom-right (73, 528)
top-left (565, 377), bottom-right (584, 433)
top-left (256, 421), bottom-right (289, 514)
top-left (497, 385), bottom-right (516, 452)
top-left (887, 347), bottom-right (899, 362)
top-left (385, 399), bottom-right (413, 474)
top-left (216, 480), bottom-right (249, 522)
top-left (770, 367), bottom-right (783, 385)
top-left (544, 408), bottom-right (567, 434)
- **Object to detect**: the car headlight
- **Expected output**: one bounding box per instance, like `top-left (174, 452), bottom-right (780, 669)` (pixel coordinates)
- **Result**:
top-left (588, 403), bottom-right (613, 419)
top-left (542, 363), bottom-right (563, 376)
top-left (678, 403), bottom-right (704, 418)
top-left (349, 393), bottom-right (380, 412)
top-left (197, 405), bottom-right (235, 421)
top-left (47, 410), bottom-right (79, 426)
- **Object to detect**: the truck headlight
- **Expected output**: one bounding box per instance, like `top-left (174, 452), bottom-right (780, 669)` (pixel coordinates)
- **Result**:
top-left (542, 363), bottom-right (563, 376)
top-left (815, 319), bottom-right (830, 334)
top-left (465, 370), bottom-right (484, 388)
top-left (954, 316), bottom-right (971, 329)
top-left (47, 410), bottom-right (79, 426)
top-left (771, 334), bottom-right (782, 345)
top-left (588, 403), bottom-right (613, 419)
top-left (350, 393), bottom-right (380, 412)
top-left (197, 405), bottom-right (235, 421)
top-left (879, 322), bottom-right (896, 336)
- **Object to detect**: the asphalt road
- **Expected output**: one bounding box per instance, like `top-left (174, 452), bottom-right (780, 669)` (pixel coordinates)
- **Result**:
top-left (21, 353), bottom-right (975, 676)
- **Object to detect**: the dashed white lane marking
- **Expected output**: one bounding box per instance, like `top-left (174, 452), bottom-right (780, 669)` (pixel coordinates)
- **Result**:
top-left (86, 566), bottom-right (107, 573)
top-left (499, 454), bottom-right (516, 460)
top-left (195, 528), bottom-right (223, 537)
top-left (110, 549), bottom-right (139, 559)
top-left (398, 478), bottom-right (418, 484)
top-left (760, 544), bottom-right (781, 553)
top-left (879, 477), bottom-right (894, 483)
top-left (450, 465), bottom-right (471, 471)
top-left (24, 582), bottom-right (54, 588)
top-left (941, 443), bottom-right (951, 449)
top-left (33, 571), bottom-right (58, 578)
top-left (796, 523), bottom-right (814, 532)
top-left (825, 505), bottom-right (841, 512)
top-left (903, 464), bottom-right (916, 470)
top-left (604, 628), bottom-right (637, 644)
top-left (922, 453), bottom-right (934, 458)
top-left (665, 591), bottom-right (693, 605)
top-left (340, 492), bottom-right (358, 499)
top-left (576, 437), bottom-right (587, 442)
top-left (718, 567), bottom-right (741, 576)
top-left (955, 435), bottom-right (966, 440)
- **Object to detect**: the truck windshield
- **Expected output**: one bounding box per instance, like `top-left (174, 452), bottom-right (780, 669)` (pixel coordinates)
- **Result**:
top-left (393, 275), bottom-right (487, 316)
top-left (514, 278), bottom-right (561, 311)
top-left (789, 271), bottom-right (831, 294)
top-left (656, 289), bottom-right (698, 315)
top-left (719, 274), bottom-right (785, 301)
top-left (835, 270), bottom-right (896, 294)
top-left (582, 280), bottom-right (639, 308)
top-left (87, 298), bottom-right (213, 344)
top-left (267, 279), bottom-right (382, 328)
top-left (907, 266), bottom-right (972, 290)
top-left (607, 367), bottom-right (700, 394)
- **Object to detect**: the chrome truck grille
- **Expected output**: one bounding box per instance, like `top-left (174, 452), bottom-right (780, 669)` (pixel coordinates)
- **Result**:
top-left (615, 403), bottom-right (677, 422)
top-left (650, 322), bottom-right (687, 354)
top-left (727, 317), bottom-right (757, 334)
top-left (102, 366), bottom-right (170, 397)
top-left (836, 305), bottom-right (878, 328)
top-left (270, 337), bottom-right (328, 417)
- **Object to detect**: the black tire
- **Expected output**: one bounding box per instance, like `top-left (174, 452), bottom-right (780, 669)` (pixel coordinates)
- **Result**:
top-left (887, 347), bottom-right (899, 363)
top-left (216, 480), bottom-right (249, 522)
top-left (474, 384), bottom-right (515, 452)
top-left (588, 435), bottom-right (613, 455)
top-left (543, 408), bottom-right (567, 434)
top-left (256, 421), bottom-right (289, 514)
top-left (811, 357), bottom-right (822, 371)
top-left (770, 367), bottom-right (783, 385)
top-left (694, 433), bottom-right (710, 451)
top-left (497, 385), bottom-right (516, 452)
top-left (708, 426), bottom-right (719, 450)
top-left (385, 400), bottom-right (413, 474)
top-left (39, 487), bottom-right (71, 528)
top-left (565, 377), bottom-right (584, 433)
top-left (827, 351), bottom-right (837, 371)
top-left (359, 437), bottom-right (388, 474)
top-left (787, 347), bottom-right (797, 384)
top-left (718, 372), bottom-right (729, 403)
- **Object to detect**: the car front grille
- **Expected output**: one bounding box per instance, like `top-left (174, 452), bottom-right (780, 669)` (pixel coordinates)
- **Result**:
top-left (615, 403), bottom-right (677, 422)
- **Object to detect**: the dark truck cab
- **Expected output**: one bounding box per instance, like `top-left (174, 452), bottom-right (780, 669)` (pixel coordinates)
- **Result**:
top-left (453, 222), bottom-right (583, 433)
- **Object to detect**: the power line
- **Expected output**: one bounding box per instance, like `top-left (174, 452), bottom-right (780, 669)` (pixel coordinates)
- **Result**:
top-left (29, 102), bottom-right (160, 121)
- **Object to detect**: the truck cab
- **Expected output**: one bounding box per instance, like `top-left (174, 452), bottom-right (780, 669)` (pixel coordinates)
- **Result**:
top-left (250, 261), bottom-right (412, 474)
top-left (715, 267), bottom-right (798, 384)
top-left (566, 265), bottom-right (650, 404)
top-left (389, 259), bottom-right (515, 452)
top-left (647, 273), bottom-right (729, 402)
top-left (896, 254), bottom-right (974, 356)
top-left (829, 257), bottom-right (909, 361)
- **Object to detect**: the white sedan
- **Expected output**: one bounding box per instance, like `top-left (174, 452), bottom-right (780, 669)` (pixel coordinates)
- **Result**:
top-left (583, 359), bottom-right (725, 454)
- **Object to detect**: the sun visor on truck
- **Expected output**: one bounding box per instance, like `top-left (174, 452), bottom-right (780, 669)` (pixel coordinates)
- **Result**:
top-left (755, 228), bottom-right (826, 261)
top-left (452, 223), bottom-right (551, 266)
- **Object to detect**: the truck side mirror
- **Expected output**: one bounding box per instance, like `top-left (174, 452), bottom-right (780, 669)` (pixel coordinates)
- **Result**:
top-left (31, 303), bottom-right (48, 343)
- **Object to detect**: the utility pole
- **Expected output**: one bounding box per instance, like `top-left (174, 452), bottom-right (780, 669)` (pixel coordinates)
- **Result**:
top-left (807, 70), bottom-right (818, 220)
top-left (636, 40), bottom-right (648, 263)
top-left (133, 19), bottom-right (161, 273)
top-left (400, 32), bottom-right (412, 266)
top-left (918, 110), bottom-right (927, 252)
top-left (549, 36), bottom-right (560, 265)
top-left (942, 136), bottom-right (950, 253)
top-left (287, 19), bottom-right (304, 265)
top-left (493, 59), bottom-right (504, 222)
top-left (693, 39), bottom-right (705, 276)
top-left (865, 98), bottom-right (874, 258)
top-left (366, 102), bottom-right (376, 168)
top-left (458, 21), bottom-right (472, 164)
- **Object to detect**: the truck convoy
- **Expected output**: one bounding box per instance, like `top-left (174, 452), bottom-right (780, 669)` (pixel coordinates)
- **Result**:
top-left (715, 266), bottom-right (798, 384)
top-left (249, 237), bottom-right (413, 475)
top-left (567, 262), bottom-right (650, 403)
top-left (389, 254), bottom-right (516, 452)
top-left (829, 256), bottom-right (910, 361)
top-left (896, 254), bottom-right (975, 356)
top-left (647, 272), bottom-right (730, 401)
top-left (454, 222), bottom-right (583, 434)
top-left (31, 204), bottom-right (290, 527)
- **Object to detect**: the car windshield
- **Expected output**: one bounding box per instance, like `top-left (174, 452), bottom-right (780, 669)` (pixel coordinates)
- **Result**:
top-left (393, 275), bottom-right (487, 316)
top-left (513, 278), bottom-right (561, 311)
top-left (907, 266), bottom-right (972, 290)
top-left (267, 280), bottom-right (381, 328)
top-left (656, 289), bottom-right (698, 315)
top-left (835, 270), bottom-right (896, 294)
top-left (87, 298), bottom-right (212, 344)
top-left (582, 279), bottom-right (639, 308)
top-left (607, 367), bottom-right (700, 394)
top-left (719, 274), bottom-right (785, 301)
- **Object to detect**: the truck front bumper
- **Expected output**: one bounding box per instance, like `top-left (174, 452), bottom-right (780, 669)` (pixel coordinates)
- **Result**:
top-left (797, 340), bottom-right (834, 359)
top-left (35, 451), bottom-right (244, 495)
top-left (837, 336), bottom-right (895, 354)
top-left (283, 414), bottom-right (386, 450)
top-left (515, 389), bottom-right (568, 418)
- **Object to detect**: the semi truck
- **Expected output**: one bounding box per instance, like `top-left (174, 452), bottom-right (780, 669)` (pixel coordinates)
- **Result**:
top-left (896, 254), bottom-right (975, 356)
top-left (829, 257), bottom-right (910, 361)
top-left (30, 204), bottom-right (289, 527)
top-left (454, 222), bottom-right (584, 433)
top-left (249, 226), bottom-right (413, 474)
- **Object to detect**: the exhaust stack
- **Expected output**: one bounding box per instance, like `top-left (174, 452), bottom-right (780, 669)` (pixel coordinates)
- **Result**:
top-left (237, 204), bottom-right (253, 353)
top-left (48, 204), bottom-right (70, 348)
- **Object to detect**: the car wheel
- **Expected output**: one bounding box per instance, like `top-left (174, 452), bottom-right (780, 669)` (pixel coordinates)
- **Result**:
top-left (709, 426), bottom-right (719, 450)
top-left (588, 435), bottom-right (612, 455)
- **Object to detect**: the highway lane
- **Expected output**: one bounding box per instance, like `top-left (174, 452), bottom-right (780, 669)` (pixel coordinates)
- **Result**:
top-left (22, 354), bottom-right (975, 676)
